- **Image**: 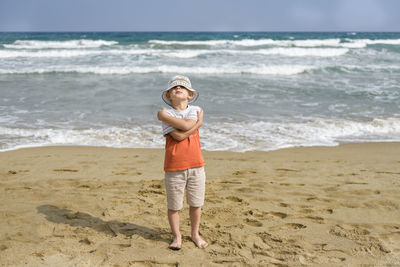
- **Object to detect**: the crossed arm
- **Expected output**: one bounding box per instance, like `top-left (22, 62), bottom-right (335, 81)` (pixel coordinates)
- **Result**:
top-left (158, 108), bottom-right (203, 142)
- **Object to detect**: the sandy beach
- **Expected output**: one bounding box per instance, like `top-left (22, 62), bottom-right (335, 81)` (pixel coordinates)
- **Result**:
top-left (0, 142), bottom-right (399, 266)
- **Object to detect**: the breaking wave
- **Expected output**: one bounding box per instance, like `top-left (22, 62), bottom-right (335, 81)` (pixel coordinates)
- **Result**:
top-left (1, 117), bottom-right (400, 152)
top-left (3, 39), bottom-right (118, 49)
top-left (0, 64), bottom-right (314, 75)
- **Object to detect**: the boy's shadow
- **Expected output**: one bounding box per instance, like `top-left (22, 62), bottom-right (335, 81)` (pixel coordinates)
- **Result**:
top-left (37, 205), bottom-right (170, 244)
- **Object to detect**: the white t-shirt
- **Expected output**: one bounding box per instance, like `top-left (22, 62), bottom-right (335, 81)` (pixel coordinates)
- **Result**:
top-left (162, 105), bottom-right (201, 137)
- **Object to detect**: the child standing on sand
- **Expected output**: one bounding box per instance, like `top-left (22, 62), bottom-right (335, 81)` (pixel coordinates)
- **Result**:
top-left (157, 75), bottom-right (208, 250)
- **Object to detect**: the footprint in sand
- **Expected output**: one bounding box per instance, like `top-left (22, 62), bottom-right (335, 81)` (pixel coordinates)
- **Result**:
top-left (138, 189), bottom-right (163, 196)
top-left (268, 223), bottom-right (307, 231)
top-left (279, 183), bottom-right (305, 186)
top-left (244, 209), bottom-right (269, 219)
top-left (234, 187), bottom-right (254, 193)
top-left (275, 168), bottom-right (299, 172)
top-left (232, 170), bottom-right (257, 176)
top-left (382, 225), bottom-right (400, 230)
top-left (286, 223), bottom-right (307, 229)
top-left (299, 208), bottom-right (314, 214)
top-left (53, 169), bottom-right (78, 172)
top-left (329, 224), bottom-right (371, 240)
top-left (244, 218), bottom-right (263, 227)
top-left (306, 196), bottom-right (333, 203)
top-left (31, 252), bottom-right (44, 258)
top-left (303, 216), bottom-right (325, 224)
top-left (149, 184), bottom-right (162, 189)
top-left (269, 212), bottom-right (288, 219)
top-left (79, 238), bottom-right (92, 245)
top-left (256, 231), bottom-right (283, 244)
top-left (280, 223), bottom-right (307, 230)
top-left (226, 196), bottom-right (244, 203)
top-left (351, 243), bottom-right (391, 255)
top-left (114, 243), bottom-right (131, 248)
top-left (327, 256), bottom-right (347, 263)
top-left (344, 181), bottom-right (368, 185)
top-left (78, 184), bottom-right (91, 189)
top-left (326, 209), bottom-right (334, 214)
top-left (113, 171), bottom-right (142, 176)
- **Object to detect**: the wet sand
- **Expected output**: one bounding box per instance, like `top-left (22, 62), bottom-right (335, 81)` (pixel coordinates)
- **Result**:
top-left (0, 143), bottom-right (399, 266)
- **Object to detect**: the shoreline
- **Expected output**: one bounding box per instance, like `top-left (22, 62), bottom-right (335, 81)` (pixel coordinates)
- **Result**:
top-left (2, 139), bottom-right (400, 153)
top-left (1, 142), bottom-right (399, 265)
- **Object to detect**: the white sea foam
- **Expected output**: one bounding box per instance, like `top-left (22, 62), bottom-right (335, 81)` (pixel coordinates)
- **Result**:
top-left (335, 64), bottom-right (400, 72)
top-left (3, 38), bottom-right (400, 53)
top-left (0, 50), bottom-right (100, 58)
top-left (339, 42), bottom-right (367, 48)
top-left (341, 38), bottom-right (400, 48)
top-left (0, 126), bottom-right (165, 152)
top-left (350, 38), bottom-right (400, 45)
top-left (3, 39), bottom-right (118, 49)
top-left (148, 38), bottom-right (344, 47)
top-left (1, 117), bottom-right (400, 152)
top-left (165, 50), bottom-right (210, 58)
top-left (0, 64), bottom-right (314, 75)
top-left (149, 38), bottom-right (338, 47)
top-left (149, 39), bottom-right (230, 46)
top-left (0, 47), bottom-right (348, 59)
top-left (289, 39), bottom-right (342, 47)
top-left (198, 117), bottom-right (400, 151)
top-left (0, 49), bottom-right (156, 58)
top-left (149, 38), bottom-right (400, 49)
top-left (255, 48), bottom-right (348, 57)
top-left (167, 48), bottom-right (348, 58)
top-left (169, 48), bottom-right (348, 58)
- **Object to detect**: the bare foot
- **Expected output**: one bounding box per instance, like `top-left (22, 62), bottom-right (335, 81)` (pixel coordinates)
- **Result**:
top-left (168, 235), bottom-right (182, 250)
top-left (191, 235), bottom-right (208, 248)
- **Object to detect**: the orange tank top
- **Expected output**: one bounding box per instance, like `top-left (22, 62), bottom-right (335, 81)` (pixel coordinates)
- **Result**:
top-left (164, 129), bottom-right (205, 171)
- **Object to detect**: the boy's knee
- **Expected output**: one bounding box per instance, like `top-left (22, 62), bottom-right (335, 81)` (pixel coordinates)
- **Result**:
top-left (167, 201), bottom-right (184, 211)
top-left (168, 208), bottom-right (180, 213)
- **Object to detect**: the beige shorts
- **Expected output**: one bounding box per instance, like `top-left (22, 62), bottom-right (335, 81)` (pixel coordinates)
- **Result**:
top-left (164, 166), bottom-right (206, 211)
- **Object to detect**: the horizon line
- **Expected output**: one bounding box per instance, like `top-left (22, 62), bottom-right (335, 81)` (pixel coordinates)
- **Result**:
top-left (1, 30), bottom-right (400, 33)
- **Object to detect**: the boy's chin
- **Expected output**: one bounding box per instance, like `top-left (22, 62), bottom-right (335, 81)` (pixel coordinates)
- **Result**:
top-left (171, 97), bottom-right (189, 102)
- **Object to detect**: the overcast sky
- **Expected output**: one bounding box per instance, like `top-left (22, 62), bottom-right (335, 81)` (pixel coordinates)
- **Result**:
top-left (0, 0), bottom-right (399, 32)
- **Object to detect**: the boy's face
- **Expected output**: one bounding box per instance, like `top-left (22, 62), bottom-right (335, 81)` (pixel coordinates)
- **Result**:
top-left (166, 86), bottom-right (193, 103)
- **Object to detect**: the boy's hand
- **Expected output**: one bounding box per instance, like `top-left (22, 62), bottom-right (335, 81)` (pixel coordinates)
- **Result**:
top-left (158, 108), bottom-right (167, 121)
top-left (169, 109), bottom-right (204, 142)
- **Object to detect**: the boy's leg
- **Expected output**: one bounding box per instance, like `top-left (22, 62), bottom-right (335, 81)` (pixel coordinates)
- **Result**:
top-left (168, 209), bottom-right (182, 250)
top-left (165, 170), bottom-right (187, 250)
top-left (189, 206), bottom-right (208, 248)
top-left (186, 166), bottom-right (208, 248)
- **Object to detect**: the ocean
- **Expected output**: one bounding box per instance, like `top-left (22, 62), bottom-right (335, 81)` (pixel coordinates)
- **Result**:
top-left (0, 32), bottom-right (400, 152)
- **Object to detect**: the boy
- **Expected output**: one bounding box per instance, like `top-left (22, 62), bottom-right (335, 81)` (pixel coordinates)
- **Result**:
top-left (157, 75), bottom-right (208, 250)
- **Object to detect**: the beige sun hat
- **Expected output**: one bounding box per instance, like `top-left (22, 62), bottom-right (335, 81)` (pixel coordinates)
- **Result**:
top-left (162, 75), bottom-right (199, 106)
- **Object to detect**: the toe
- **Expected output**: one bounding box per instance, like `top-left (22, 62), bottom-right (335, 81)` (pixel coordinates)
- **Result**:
top-left (200, 241), bottom-right (208, 248)
top-left (192, 237), bottom-right (208, 248)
